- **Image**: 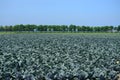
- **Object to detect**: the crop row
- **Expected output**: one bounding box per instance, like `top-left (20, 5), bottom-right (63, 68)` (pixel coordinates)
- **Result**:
top-left (0, 34), bottom-right (120, 80)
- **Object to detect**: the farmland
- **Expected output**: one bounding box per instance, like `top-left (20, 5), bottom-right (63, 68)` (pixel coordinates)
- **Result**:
top-left (0, 33), bottom-right (120, 80)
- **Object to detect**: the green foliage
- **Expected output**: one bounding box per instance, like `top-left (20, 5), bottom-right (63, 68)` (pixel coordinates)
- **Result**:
top-left (0, 24), bottom-right (119, 32)
top-left (117, 25), bottom-right (120, 31)
top-left (0, 34), bottom-right (120, 79)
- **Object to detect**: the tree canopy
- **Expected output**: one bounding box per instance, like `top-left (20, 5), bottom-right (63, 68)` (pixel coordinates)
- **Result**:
top-left (0, 24), bottom-right (119, 32)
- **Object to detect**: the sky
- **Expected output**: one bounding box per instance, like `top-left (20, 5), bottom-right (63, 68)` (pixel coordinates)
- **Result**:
top-left (0, 0), bottom-right (120, 26)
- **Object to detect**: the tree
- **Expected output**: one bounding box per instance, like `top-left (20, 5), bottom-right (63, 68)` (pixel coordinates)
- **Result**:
top-left (0, 26), bottom-right (4, 31)
top-left (0, 24), bottom-right (118, 33)
top-left (117, 25), bottom-right (120, 32)
top-left (94, 27), bottom-right (101, 32)
top-left (61, 25), bottom-right (68, 32)
top-left (108, 26), bottom-right (113, 32)
top-left (4, 26), bottom-right (10, 31)
top-left (9, 25), bottom-right (13, 31)
top-left (13, 25), bottom-right (21, 31)
top-left (69, 24), bottom-right (76, 32)
top-left (81, 26), bottom-right (86, 32)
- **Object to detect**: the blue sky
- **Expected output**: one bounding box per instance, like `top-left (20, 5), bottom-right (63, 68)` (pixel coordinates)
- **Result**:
top-left (0, 0), bottom-right (120, 26)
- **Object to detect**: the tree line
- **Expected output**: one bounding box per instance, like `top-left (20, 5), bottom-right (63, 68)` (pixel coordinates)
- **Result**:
top-left (0, 24), bottom-right (120, 32)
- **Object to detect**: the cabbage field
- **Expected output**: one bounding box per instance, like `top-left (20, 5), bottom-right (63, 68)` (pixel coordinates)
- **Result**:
top-left (0, 33), bottom-right (120, 80)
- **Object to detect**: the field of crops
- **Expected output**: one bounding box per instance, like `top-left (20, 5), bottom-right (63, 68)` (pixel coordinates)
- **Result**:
top-left (0, 33), bottom-right (120, 80)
